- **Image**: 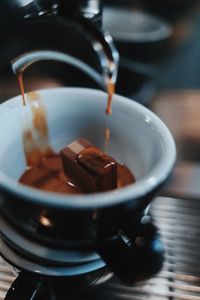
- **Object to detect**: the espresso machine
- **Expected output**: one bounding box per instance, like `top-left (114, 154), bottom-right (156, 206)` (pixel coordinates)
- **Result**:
top-left (0, 1), bottom-right (165, 299)
top-left (0, 0), bottom-right (120, 96)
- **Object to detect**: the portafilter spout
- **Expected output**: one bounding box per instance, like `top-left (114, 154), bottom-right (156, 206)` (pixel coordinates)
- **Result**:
top-left (11, 17), bottom-right (119, 93)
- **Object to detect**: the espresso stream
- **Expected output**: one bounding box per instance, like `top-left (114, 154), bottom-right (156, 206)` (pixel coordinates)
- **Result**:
top-left (18, 74), bottom-right (135, 194)
top-left (18, 73), bottom-right (26, 106)
top-left (105, 80), bottom-right (115, 115)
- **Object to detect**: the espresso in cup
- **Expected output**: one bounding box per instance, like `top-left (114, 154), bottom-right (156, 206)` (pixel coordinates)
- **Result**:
top-left (17, 68), bottom-right (135, 195)
top-left (19, 137), bottom-right (135, 194)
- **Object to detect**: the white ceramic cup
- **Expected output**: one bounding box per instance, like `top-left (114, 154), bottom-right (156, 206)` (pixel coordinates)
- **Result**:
top-left (0, 87), bottom-right (176, 283)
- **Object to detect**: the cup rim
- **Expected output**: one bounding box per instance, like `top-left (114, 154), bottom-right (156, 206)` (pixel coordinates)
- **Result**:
top-left (0, 87), bottom-right (176, 209)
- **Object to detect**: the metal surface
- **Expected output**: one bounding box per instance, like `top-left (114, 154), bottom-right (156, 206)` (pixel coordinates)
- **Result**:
top-left (1, 196), bottom-right (200, 299)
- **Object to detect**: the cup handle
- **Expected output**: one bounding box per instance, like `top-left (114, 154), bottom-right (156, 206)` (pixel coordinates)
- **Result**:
top-left (96, 216), bottom-right (164, 284)
top-left (5, 272), bottom-right (54, 300)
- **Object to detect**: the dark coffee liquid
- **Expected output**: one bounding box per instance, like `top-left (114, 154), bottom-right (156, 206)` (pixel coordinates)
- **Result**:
top-left (19, 153), bottom-right (83, 194)
top-left (20, 151), bottom-right (135, 194)
top-left (104, 126), bottom-right (110, 153)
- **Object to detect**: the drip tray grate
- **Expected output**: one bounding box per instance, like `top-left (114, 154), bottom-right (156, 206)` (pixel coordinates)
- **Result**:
top-left (1, 196), bottom-right (200, 300)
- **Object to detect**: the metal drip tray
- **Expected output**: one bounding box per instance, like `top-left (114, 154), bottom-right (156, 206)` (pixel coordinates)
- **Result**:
top-left (1, 196), bottom-right (200, 299)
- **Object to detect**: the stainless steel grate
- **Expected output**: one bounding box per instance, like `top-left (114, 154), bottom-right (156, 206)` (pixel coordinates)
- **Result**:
top-left (1, 196), bottom-right (200, 300)
top-left (0, 258), bottom-right (16, 300)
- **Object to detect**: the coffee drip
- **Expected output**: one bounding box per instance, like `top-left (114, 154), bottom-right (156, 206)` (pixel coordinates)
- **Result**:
top-left (17, 73), bottom-right (26, 106)
top-left (105, 79), bottom-right (115, 115)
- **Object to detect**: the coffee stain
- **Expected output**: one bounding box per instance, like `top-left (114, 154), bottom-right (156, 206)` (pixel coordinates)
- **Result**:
top-left (23, 92), bottom-right (53, 167)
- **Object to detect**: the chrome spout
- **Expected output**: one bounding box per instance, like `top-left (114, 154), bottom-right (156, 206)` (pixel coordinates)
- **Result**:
top-left (77, 15), bottom-right (119, 87)
top-left (11, 50), bottom-right (105, 89)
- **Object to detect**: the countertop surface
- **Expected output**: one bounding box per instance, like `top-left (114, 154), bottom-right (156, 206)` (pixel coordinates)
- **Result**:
top-left (1, 196), bottom-right (200, 299)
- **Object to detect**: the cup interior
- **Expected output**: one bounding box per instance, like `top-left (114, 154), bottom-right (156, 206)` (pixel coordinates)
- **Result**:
top-left (0, 88), bottom-right (175, 207)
